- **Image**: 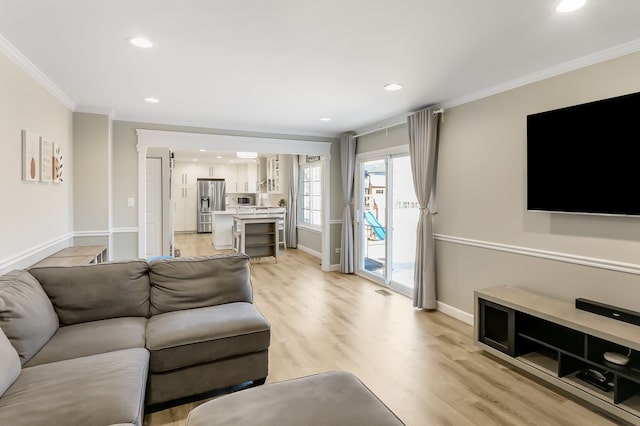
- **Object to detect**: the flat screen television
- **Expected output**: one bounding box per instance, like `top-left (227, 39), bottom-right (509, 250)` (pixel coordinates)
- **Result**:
top-left (527, 91), bottom-right (640, 216)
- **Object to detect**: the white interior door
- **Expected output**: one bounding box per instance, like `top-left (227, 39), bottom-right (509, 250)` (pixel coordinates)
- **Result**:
top-left (146, 158), bottom-right (162, 257)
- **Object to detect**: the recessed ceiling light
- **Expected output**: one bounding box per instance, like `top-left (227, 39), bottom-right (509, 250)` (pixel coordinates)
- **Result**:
top-left (237, 152), bottom-right (258, 159)
top-left (556, 0), bottom-right (586, 13)
top-left (319, 117), bottom-right (331, 122)
top-left (128, 37), bottom-right (154, 48)
top-left (199, 149), bottom-right (206, 152)
top-left (144, 97), bottom-right (159, 104)
top-left (216, 155), bottom-right (222, 159)
top-left (192, 158), bottom-right (198, 162)
top-left (384, 83), bottom-right (404, 91)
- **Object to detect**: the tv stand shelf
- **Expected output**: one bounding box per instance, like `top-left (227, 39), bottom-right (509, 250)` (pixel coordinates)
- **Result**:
top-left (475, 286), bottom-right (640, 424)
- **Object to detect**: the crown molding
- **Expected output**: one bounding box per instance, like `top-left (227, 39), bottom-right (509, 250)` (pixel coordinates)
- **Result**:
top-left (440, 38), bottom-right (640, 110)
top-left (355, 38), bottom-right (640, 134)
top-left (0, 33), bottom-right (76, 111)
top-left (75, 105), bottom-right (115, 119)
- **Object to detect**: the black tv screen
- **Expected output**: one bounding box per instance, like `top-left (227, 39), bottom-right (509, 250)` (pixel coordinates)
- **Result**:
top-left (527, 91), bottom-right (640, 216)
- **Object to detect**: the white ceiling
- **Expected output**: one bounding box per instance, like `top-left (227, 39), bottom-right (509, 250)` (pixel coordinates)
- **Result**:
top-left (172, 150), bottom-right (265, 164)
top-left (1, 0), bottom-right (640, 137)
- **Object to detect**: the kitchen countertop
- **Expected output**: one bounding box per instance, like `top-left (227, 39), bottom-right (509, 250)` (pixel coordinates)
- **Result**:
top-left (213, 207), bottom-right (286, 214)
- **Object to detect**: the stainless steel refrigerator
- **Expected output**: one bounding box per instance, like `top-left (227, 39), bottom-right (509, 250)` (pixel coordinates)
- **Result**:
top-left (197, 178), bottom-right (226, 233)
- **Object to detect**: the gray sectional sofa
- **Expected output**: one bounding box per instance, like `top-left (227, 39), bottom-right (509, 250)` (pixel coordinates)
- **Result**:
top-left (0, 253), bottom-right (270, 425)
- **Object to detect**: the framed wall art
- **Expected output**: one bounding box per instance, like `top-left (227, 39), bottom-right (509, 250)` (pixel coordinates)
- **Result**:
top-left (22, 130), bottom-right (40, 182)
top-left (53, 143), bottom-right (63, 183)
top-left (40, 138), bottom-right (53, 182)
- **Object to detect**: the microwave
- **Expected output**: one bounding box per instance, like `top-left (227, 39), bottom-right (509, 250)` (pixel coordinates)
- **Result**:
top-left (237, 197), bottom-right (253, 205)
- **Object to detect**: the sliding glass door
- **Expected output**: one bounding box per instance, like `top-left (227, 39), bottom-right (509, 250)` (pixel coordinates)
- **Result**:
top-left (359, 158), bottom-right (387, 281)
top-left (356, 152), bottom-right (419, 295)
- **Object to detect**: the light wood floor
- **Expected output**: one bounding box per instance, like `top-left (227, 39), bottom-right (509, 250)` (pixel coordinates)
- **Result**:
top-left (145, 233), bottom-right (622, 426)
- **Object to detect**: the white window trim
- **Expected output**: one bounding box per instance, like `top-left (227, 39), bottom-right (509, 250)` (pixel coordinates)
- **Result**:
top-left (299, 162), bottom-right (323, 229)
top-left (297, 223), bottom-right (322, 233)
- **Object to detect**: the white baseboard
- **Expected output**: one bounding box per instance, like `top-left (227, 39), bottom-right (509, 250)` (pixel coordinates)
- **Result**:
top-left (328, 264), bottom-right (341, 271)
top-left (297, 245), bottom-right (322, 259)
top-left (437, 301), bottom-right (474, 325)
top-left (0, 233), bottom-right (74, 274)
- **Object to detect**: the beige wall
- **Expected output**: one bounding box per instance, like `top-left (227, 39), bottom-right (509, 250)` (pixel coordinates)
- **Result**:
top-left (350, 52), bottom-right (640, 316)
top-left (435, 51), bottom-right (640, 314)
top-left (73, 113), bottom-right (110, 232)
top-left (298, 228), bottom-right (322, 254)
top-left (0, 51), bottom-right (73, 273)
top-left (356, 123), bottom-right (408, 155)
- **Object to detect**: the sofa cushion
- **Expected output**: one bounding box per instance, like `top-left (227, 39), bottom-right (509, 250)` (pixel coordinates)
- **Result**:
top-left (0, 328), bottom-right (20, 397)
top-left (0, 270), bottom-right (59, 364)
top-left (0, 348), bottom-right (149, 426)
top-left (29, 260), bottom-right (150, 325)
top-left (186, 371), bottom-right (405, 426)
top-left (24, 317), bottom-right (147, 367)
top-left (146, 302), bottom-right (270, 373)
top-left (149, 254), bottom-right (252, 315)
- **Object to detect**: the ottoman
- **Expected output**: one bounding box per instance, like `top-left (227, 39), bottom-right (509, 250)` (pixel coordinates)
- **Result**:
top-left (186, 371), bottom-right (405, 426)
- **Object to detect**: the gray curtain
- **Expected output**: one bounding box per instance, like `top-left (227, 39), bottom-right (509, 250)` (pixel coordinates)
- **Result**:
top-left (286, 154), bottom-right (298, 248)
top-left (340, 133), bottom-right (356, 273)
top-left (408, 108), bottom-right (440, 309)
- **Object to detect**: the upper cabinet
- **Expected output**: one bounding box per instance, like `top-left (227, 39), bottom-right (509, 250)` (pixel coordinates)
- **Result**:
top-left (245, 163), bottom-right (258, 193)
top-left (174, 162), bottom-right (260, 194)
top-left (213, 164), bottom-right (238, 193)
top-left (266, 155), bottom-right (281, 193)
top-left (229, 163), bottom-right (258, 193)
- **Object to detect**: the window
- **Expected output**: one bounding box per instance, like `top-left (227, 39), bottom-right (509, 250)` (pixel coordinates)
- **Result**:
top-left (300, 163), bottom-right (322, 227)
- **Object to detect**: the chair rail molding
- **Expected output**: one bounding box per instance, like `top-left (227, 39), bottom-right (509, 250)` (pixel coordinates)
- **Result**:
top-left (435, 234), bottom-right (640, 275)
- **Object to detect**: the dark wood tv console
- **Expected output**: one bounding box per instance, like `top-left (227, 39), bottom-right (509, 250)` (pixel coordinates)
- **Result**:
top-left (475, 286), bottom-right (640, 424)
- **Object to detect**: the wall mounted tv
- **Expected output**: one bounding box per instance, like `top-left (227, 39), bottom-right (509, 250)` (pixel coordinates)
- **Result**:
top-left (527, 91), bottom-right (640, 216)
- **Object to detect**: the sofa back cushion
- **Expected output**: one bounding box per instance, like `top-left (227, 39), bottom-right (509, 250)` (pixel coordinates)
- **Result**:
top-left (0, 326), bottom-right (21, 396)
top-left (29, 261), bottom-right (150, 325)
top-left (149, 254), bottom-right (252, 315)
top-left (0, 270), bottom-right (59, 364)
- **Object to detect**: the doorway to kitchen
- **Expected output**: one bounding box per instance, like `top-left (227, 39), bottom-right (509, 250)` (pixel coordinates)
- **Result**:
top-left (355, 152), bottom-right (419, 296)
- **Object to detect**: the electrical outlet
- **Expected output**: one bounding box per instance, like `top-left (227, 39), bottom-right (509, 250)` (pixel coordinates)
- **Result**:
top-left (335, 248), bottom-right (341, 253)
top-left (127, 197), bottom-right (135, 207)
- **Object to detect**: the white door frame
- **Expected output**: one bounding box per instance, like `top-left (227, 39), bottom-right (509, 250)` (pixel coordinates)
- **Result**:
top-left (145, 158), bottom-right (163, 257)
top-left (136, 129), bottom-right (333, 269)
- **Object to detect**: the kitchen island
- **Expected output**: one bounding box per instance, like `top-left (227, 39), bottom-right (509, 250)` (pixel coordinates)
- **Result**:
top-left (212, 207), bottom-right (285, 249)
top-left (232, 215), bottom-right (279, 261)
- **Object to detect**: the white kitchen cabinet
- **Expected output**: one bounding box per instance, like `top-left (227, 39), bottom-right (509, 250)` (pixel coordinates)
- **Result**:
top-left (173, 163), bottom-right (205, 186)
top-left (246, 163), bottom-right (258, 193)
top-left (235, 163), bottom-right (258, 193)
top-left (266, 155), bottom-right (281, 193)
top-left (214, 164), bottom-right (238, 193)
top-left (172, 163), bottom-right (199, 232)
top-left (237, 164), bottom-right (248, 192)
top-left (173, 186), bottom-right (197, 232)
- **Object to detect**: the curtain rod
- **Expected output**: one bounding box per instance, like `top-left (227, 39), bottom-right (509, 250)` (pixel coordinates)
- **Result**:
top-left (354, 108), bottom-right (444, 138)
top-left (354, 120), bottom-right (405, 138)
